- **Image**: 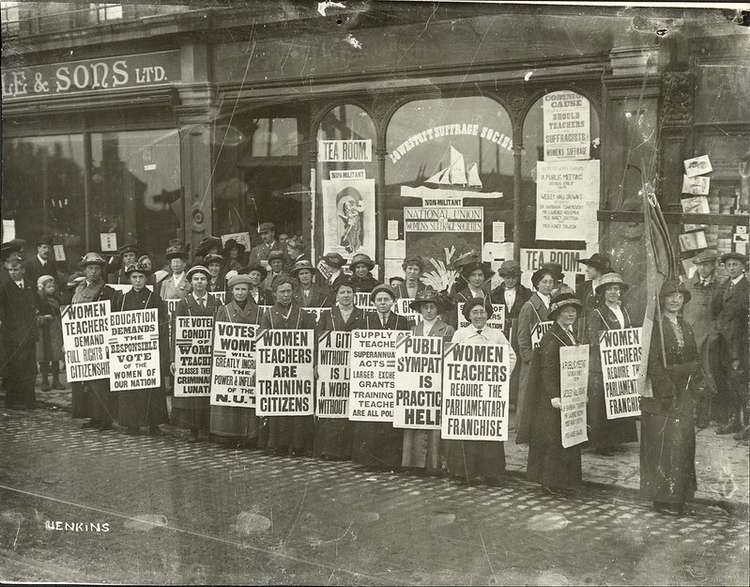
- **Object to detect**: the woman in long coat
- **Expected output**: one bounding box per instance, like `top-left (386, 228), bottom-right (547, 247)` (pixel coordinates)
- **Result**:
top-left (443, 298), bottom-right (516, 485)
top-left (111, 262), bottom-right (169, 435)
top-left (258, 277), bottom-right (317, 456)
top-left (515, 267), bottom-right (556, 443)
top-left (171, 265), bottom-right (219, 442)
top-left (209, 274), bottom-right (262, 447)
top-left (586, 272), bottom-right (638, 454)
top-left (527, 292), bottom-right (584, 494)
top-left (351, 284), bottom-right (410, 470)
top-left (401, 289), bottom-right (454, 475)
top-left (642, 280), bottom-right (700, 516)
top-left (490, 260), bottom-right (532, 410)
top-left (314, 278), bottom-right (364, 460)
top-left (70, 253), bottom-right (117, 428)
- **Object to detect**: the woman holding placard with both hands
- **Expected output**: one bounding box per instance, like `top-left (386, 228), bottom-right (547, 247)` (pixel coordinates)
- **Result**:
top-left (209, 273), bottom-right (263, 448)
top-left (526, 292), bottom-right (584, 496)
top-left (350, 284), bottom-right (409, 471)
top-left (585, 272), bottom-right (638, 456)
top-left (443, 299), bottom-right (516, 486)
top-left (401, 289), bottom-right (455, 476)
top-left (171, 265), bottom-right (220, 443)
top-left (258, 276), bottom-right (316, 457)
top-left (111, 262), bottom-right (169, 436)
top-left (314, 278), bottom-right (364, 461)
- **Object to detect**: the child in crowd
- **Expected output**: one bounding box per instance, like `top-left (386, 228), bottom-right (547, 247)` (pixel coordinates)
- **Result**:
top-left (35, 275), bottom-right (66, 391)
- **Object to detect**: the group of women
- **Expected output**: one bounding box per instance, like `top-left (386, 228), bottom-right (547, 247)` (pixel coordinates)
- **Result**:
top-left (71, 245), bottom-right (702, 516)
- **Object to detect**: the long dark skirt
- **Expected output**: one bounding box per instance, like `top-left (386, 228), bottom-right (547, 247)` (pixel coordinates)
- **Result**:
top-left (351, 422), bottom-right (403, 470)
top-left (313, 418), bottom-right (352, 460)
top-left (71, 382), bottom-right (89, 418)
top-left (209, 406), bottom-right (259, 444)
top-left (3, 346), bottom-right (36, 409)
top-left (526, 444), bottom-right (582, 489)
top-left (640, 412), bottom-right (697, 504)
top-left (87, 379), bottom-right (117, 425)
top-left (441, 439), bottom-right (505, 483)
top-left (117, 387), bottom-right (168, 429)
top-left (171, 396), bottom-right (210, 433)
top-left (402, 429), bottom-right (442, 473)
top-left (588, 373), bottom-right (638, 449)
top-left (261, 415), bottom-right (313, 455)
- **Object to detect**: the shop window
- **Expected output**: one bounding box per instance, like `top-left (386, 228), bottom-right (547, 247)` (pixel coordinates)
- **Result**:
top-left (2, 135), bottom-right (86, 267)
top-left (212, 109), bottom-right (310, 246)
top-left (1, 2), bottom-right (20, 34)
top-left (89, 3), bottom-right (122, 23)
top-left (316, 104), bottom-right (377, 264)
top-left (89, 130), bottom-right (182, 264)
top-left (386, 96), bottom-right (513, 274)
top-left (521, 90), bottom-right (601, 250)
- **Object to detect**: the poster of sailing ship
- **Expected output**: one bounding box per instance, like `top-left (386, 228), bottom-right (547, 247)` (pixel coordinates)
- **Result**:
top-left (403, 146), bottom-right (490, 272)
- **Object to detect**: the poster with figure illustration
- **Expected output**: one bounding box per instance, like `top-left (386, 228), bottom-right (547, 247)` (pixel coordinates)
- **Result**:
top-left (322, 178), bottom-right (376, 261)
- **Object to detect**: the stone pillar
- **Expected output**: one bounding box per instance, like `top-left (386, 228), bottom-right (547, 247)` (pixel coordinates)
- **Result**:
top-left (175, 42), bottom-right (216, 256)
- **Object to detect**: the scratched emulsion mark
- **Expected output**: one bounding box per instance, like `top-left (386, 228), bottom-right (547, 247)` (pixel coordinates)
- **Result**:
top-left (0, 510), bottom-right (24, 550)
top-left (526, 512), bottom-right (570, 532)
top-left (123, 513), bottom-right (168, 532)
top-left (231, 511), bottom-right (272, 535)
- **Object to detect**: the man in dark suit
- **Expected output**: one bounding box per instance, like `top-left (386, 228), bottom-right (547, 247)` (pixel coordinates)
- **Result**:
top-left (711, 252), bottom-right (749, 439)
top-left (0, 253), bottom-right (39, 409)
top-left (25, 234), bottom-right (59, 287)
top-left (248, 222), bottom-right (283, 268)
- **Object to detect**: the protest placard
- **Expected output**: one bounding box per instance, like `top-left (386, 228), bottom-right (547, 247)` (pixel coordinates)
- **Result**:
top-left (303, 307), bottom-right (331, 326)
top-left (535, 160), bottom-right (600, 243)
top-left (531, 321), bottom-right (554, 350)
top-left (348, 330), bottom-right (407, 421)
top-left (108, 308), bottom-right (160, 391)
top-left (599, 327), bottom-right (642, 419)
top-left (256, 329), bottom-right (315, 416)
top-left (393, 297), bottom-right (422, 325)
top-left (441, 342), bottom-right (511, 441)
top-left (394, 335), bottom-right (442, 429)
top-left (559, 344), bottom-right (589, 448)
top-left (61, 301), bottom-right (111, 382)
top-left (353, 292), bottom-right (376, 312)
top-left (211, 322), bottom-right (258, 408)
top-left (173, 316), bottom-right (213, 397)
top-left (456, 302), bottom-right (505, 330)
top-left (316, 331), bottom-right (352, 418)
top-left (220, 231), bottom-right (252, 251)
top-left (542, 91), bottom-right (590, 161)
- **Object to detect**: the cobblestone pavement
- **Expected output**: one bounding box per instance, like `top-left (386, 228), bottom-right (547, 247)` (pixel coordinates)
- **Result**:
top-left (21, 384), bottom-right (750, 508)
top-left (1, 409), bottom-right (748, 585)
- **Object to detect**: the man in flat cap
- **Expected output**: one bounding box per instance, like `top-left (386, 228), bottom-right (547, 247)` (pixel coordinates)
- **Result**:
top-left (248, 222), bottom-right (283, 268)
top-left (107, 243), bottom-right (139, 284)
top-left (683, 249), bottom-right (721, 428)
top-left (711, 252), bottom-right (749, 439)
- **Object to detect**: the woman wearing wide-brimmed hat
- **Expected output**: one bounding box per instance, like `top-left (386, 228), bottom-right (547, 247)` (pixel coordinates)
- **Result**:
top-left (69, 253), bottom-right (118, 427)
top-left (244, 263), bottom-right (274, 307)
top-left (349, 253), bottom-right (379, 293)
top-left (442, 298), bottom-right (516, 486)
top-left (586, 272), bottom-right (638, 455)
top-left (401, 289), bottom-right (455, 475)
top-left (314, 278), bottom-right (365, 461)
top-left (641, 280), bottom-right (701, 516)
top-left (203, 253), bottom-right (228, 298)
top-left (209, 273), bottom-right (263, 448)
top-left (111, 262), bottom-right (169, 436)
top-left (526, 292), bottom-right (585, 495)
top-left (515, 266), bottom-right (556, 442)
top-left (222, 238), bottom-right (247, 273)
top-left (170, 265), bottom-right (220, 442)
top-left (350, 284), bottom-right (410, 471)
